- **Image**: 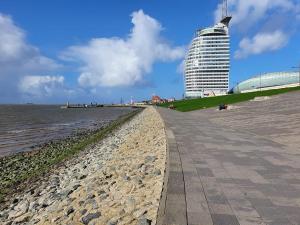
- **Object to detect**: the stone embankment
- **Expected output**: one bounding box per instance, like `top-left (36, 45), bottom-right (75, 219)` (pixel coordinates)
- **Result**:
top-left (0, 107), bottom-right (167, 225)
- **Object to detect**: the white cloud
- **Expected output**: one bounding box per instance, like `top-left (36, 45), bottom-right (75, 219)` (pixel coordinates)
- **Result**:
top-left (19, 75), bottom-right (65, 97)
top-left (235, 30), bottom-right (288, 59)
top-left (0, 13), bottom-right (62, 102)
top-left (61, 10), bottom-right (185, 88)
top-left (213, 0), bottom-right (299, 59)
top-left (0, 14), bottom-right (25, 62)
top-left (214, 0), bottom-right (296, 28)
top-left (0, 13), bottom-right (59, 72)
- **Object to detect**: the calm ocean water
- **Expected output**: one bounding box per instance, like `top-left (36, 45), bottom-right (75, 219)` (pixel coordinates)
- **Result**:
top-left (0, 105), bottom-right (135, 157)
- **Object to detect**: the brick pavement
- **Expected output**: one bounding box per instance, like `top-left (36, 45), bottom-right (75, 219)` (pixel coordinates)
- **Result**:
top-left (157, 91), bottom-right (300, 225)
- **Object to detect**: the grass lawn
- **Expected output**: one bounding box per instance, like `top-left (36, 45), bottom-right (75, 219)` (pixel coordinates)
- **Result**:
top-left (159, 86), bottom-right (300, 112)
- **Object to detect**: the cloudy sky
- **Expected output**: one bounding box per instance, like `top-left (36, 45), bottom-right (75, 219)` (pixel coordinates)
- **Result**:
top-left (0, 0), bottom-right (299, 104)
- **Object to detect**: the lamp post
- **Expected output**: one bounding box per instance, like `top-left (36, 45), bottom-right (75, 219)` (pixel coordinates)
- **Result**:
top-left (236, 82), bottom-right (240, 93)
top-left (292, 63), bottom-right (300, 87)
top-left (260, 73), bottom-right (262, 92)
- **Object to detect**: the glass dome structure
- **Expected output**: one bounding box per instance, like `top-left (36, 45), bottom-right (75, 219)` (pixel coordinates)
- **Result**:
top-left (233, 72), bottom-right (300, 93)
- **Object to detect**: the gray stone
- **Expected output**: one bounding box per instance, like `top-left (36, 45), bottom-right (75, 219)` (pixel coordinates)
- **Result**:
top-left (145, 156), bottom-right (157, 163)
top-left (153, 169), bottom-right (161, 176)
top-left (118, 209), bottom-right (125, 216)
top-left (51, 217), bottom-right (60, 223)
top-left (14, 214), bottom-right (30, 223)
top-left (97, 190), bottom-right (106, 195)
top-left (81, 212), bottom-right (101, 225)
top-left (107, 218), bottom-right (118, 225)
top-left (79, 174), bottom-right (87, 180)
top-left (123, 175), bottom-right (131, 181)
top-left (125, 197), bottom-right (136, 213)
top-left (133, 177), bottom-right (143, 185)
top-left (133, 208), bottom-right (148, 218)
top-left (86, 194), bottom-right (95, 199)
top-left (28, 201), bottom-right (39, 211)
top-left (65, 207), bottom-right (74, 216)
top-left (73, 184), bottom-right (81, 190)
top-left (140, 165), bottom-right (146, 173)
top-left (99, 193), bottom-right (109, 200)
top-left (137, 218), bottom-right (152, 225)
top-left (86, 199), bottom-right (98, 209)
top-left (9, 200), bottom-right (29, 218)
top-left (78, 201), bottom-right (85, 206)
top-left (80, 209), bottom-right (88, 215)
top-left (3, 221), bottom-right (13, 225)
top-left (137, 163), bottom-right (144, 169)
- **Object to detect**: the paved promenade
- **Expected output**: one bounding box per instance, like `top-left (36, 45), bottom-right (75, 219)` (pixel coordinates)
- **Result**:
top-left (157, 91), bottom-right (300, 225)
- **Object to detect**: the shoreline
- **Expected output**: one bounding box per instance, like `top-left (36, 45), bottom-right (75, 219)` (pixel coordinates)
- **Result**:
top-left (0, 109), bottom-right (142, 206)
top-left (0, 106), bottom-right (167, 225)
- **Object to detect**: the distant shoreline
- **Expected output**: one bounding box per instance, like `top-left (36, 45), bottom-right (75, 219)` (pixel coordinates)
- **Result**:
top-left (0, 105), bottom-right (139, 158)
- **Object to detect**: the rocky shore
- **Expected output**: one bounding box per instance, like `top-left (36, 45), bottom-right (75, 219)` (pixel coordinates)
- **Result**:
top-left (0, 107), bottom-right (167, 225)
top-left (0, 109), bottom-right (139, 204)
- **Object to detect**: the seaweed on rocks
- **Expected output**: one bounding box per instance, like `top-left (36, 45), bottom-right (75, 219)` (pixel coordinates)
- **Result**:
top-left (0, 109), bottom-right (142, 207)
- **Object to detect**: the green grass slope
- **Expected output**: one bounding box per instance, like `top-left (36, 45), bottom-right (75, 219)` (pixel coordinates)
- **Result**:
top-left (160, 86), bottom-right (300, 112)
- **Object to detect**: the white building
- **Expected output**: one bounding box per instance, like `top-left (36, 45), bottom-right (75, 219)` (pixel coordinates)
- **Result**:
top-left (184, 16), bottom-right (231, 98)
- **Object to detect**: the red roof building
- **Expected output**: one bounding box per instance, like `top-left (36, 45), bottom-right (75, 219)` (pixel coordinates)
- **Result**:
top-left (152, 95), bottom-right (162, 104)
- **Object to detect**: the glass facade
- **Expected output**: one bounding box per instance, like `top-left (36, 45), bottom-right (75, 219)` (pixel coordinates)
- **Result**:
top-left (233, 72), bottom-right (300, 93)
top-left (184, 19), bottom-right (231, 98)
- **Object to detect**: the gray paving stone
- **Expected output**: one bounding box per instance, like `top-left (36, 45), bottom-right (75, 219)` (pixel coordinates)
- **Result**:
top-left (196, 167), bottom-right (214, 177)
top-left (211, 214), bottom-right (240, 225)
top-left (246, 198), bottom-right (274, 207)
top-left (168, 171), bottom-right (185, 194)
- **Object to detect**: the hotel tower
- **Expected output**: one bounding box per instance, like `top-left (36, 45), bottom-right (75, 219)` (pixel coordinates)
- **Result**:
top-left (184, 1), bottom-right (232, 98)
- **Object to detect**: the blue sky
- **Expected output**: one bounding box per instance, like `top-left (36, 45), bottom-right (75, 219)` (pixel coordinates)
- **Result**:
top-left (0, 0), bottom-right (299, 104)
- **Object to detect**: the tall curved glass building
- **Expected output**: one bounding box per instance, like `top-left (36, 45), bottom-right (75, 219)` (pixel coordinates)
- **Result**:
top-left (184, 17), bottom-right (231, 98)
top-left (232, 72), bottom-right (300, 93)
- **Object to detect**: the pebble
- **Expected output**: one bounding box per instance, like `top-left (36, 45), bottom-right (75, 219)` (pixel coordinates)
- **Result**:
top-left (14, 214), bottom-right (30, 223)
top-left (145, 156), bottom-right (157, 163)
top-left (80, 209), bottom-right (87, 215)
top-left (9, 200), bottom-right (29, 219)
top-left (73, 184), bottom-right (81, 190)
top-left (125, 197), bottom-right (136, 213)
top-left (81, 212), bottom-right (101, 225)
top-left (137, 218), bottom-right (152, 225)
top-left (107, 218), bottom-right (118, 225)
top-left (87, 193), bottom-right (95, 199)
top-left (65, 207), bottom-right (74, 216)
top-left (123, 175), bottom-right (131, 181)
top-left (153, 169), bottom-right (161, 176)
top-left (79, 174), bottom-right (87, 180)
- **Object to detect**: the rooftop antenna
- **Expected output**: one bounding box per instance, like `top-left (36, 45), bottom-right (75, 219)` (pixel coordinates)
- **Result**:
top-left (220, 0), bottom-right (231, 27)
top-left (222, 0), bottom-right (228, 18)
